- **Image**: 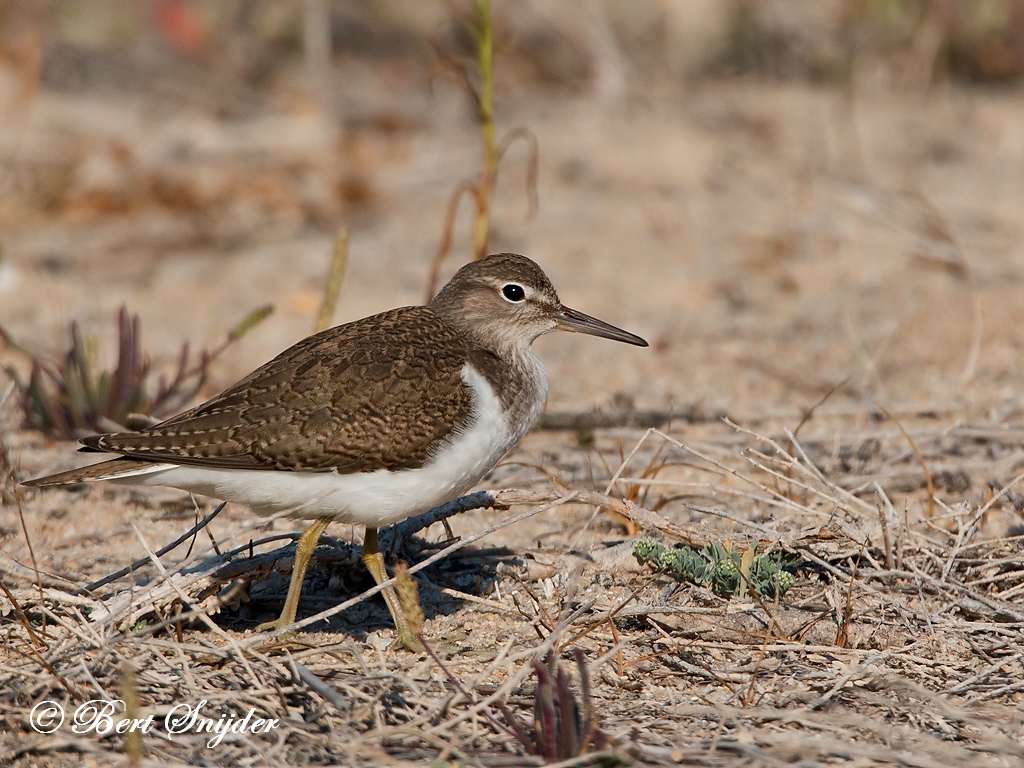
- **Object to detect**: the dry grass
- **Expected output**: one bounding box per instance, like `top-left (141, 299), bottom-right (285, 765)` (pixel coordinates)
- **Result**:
top-left (2, 412), bottom-right (1023, 767)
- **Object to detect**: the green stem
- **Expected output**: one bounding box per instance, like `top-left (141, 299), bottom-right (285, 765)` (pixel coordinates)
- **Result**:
top-left (315, 227), bottom-right (349, 333)
top-left (472, 0), bottom-right (496, 261)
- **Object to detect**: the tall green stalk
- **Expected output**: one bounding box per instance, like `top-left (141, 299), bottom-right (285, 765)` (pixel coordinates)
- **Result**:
top-left (471, 0), bottom-right (496, 261)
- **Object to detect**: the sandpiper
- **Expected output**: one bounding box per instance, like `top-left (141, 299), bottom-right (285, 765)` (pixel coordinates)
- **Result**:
top-left (25, 253), bottom-right (647, 649)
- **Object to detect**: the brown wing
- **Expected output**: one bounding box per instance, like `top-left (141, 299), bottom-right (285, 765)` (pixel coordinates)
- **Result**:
top-left (80, 307), bottom-right (474, 473)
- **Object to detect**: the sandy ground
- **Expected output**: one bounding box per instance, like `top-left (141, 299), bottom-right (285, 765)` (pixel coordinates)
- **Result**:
top-left (2, 53), bottom-right (1024, 767)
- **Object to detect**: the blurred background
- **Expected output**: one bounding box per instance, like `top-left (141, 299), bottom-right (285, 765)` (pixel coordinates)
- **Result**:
top-left (3, 0), bottom-right (1024, 421)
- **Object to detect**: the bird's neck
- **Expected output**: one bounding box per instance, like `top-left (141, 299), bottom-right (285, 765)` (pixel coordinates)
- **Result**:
top-left (466, 340), bottom-right (548, 440)
top-left (429, 302), bottom-right (548, 429)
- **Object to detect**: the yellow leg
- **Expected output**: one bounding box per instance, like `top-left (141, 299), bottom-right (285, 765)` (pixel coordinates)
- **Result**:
top-left (256, 516), bottom-right (332, 632)
top-left (362, 527), bottom-right (423, 652)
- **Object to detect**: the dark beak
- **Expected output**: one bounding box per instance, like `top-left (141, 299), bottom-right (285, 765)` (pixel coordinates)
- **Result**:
top-left (554, 305), bottom-right (648, 347)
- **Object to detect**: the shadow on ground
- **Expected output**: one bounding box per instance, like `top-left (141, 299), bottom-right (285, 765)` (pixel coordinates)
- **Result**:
top-left (211, 535), bottom-right (516, 639)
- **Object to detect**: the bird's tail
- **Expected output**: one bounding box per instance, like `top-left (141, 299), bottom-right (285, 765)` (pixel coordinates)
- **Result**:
top-left (22, 458), bottom-right (168, 487)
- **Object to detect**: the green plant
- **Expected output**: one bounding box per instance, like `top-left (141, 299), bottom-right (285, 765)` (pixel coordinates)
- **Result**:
top-left (422, 640), bottom-right (622, 762)
top-left (496, 650), bottom-right (616, 763)
top-left (1, 303), bottom-right (272, 438)
top-left (314, 227), bottom-right (348, 333)
top-left (633, 538), bottom-right (797, 598)
top-left (424, 0), bottom-right (539, 299)
top-left (0, 382), bottom-right (16, 505)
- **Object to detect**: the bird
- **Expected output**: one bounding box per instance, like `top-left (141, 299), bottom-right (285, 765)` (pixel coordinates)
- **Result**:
top-left (24, 253), bottom-right (648, 650)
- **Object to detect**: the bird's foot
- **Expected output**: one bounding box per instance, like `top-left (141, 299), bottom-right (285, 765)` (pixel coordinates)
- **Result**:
top-left (251, 620), bottom-right (304, 650)
top-left (390, 628), bottom-right (425, 653)
top-left (254, 615), bottom-right (297, 634)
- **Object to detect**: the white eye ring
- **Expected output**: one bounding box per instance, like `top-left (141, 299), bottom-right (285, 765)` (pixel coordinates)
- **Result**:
top-left (501, 283), bottom-right (526, 302)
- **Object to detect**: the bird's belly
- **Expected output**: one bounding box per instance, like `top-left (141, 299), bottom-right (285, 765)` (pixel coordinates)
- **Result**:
top-left (127, 365), bottom-right (519, 527)
top-left (136, 459), bottom-right (489, 526)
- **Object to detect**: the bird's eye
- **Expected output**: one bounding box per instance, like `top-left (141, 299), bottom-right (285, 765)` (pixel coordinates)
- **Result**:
top-left (501, 283), bottom-right (526, 302)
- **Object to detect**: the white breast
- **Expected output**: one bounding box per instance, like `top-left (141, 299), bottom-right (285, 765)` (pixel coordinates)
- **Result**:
top-left (120, 361), bottom-right (545, 527)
